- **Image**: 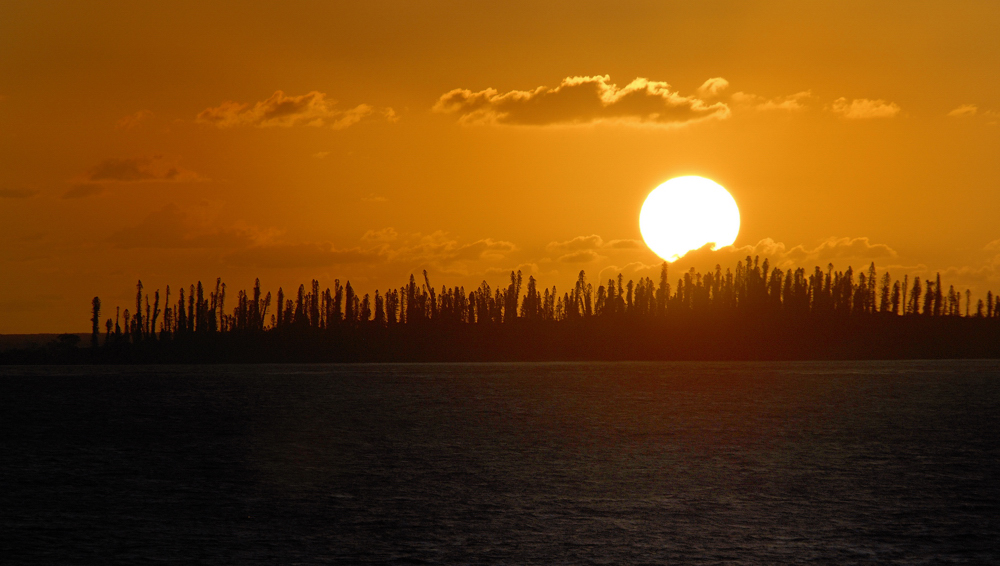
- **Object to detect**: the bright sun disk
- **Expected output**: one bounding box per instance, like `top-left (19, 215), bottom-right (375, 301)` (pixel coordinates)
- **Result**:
top-left (639, 176), bottom-right (740, 262)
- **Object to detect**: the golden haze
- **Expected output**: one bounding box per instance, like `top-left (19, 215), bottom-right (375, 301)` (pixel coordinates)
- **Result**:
top-left (0, 2), bottom-right (998, 332)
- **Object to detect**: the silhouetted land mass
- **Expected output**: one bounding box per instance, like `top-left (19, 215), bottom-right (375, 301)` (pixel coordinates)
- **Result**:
top-left (4, 257), bottom-right (1000, 363)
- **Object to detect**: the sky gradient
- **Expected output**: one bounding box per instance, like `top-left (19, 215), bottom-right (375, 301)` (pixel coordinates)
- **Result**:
top-left (2, 1), bottom-right (999, 332)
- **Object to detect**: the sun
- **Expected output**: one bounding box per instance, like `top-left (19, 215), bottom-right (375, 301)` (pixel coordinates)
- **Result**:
top-left (639, 176), bottom-right (740, 262)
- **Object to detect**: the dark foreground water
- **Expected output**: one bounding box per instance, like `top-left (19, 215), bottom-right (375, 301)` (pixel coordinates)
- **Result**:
top-left (2, 361), bottom-right (999, 564)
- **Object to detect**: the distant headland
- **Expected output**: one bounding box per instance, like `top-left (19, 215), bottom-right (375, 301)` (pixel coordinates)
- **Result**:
top-left (3, 257), bottom-right (999, 363)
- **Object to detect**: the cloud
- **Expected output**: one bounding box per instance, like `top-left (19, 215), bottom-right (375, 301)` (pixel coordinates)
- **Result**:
top-left (106, 204), bottom-right (257, 249)
top-left (697, 77), bottom-right (730, 98)
top-left (544, 234), bottom-right (645, 264)
top-left (666, 236), bottom-right (898, 272)
top-left (362, 227), bottom-right (398, 243)
top-left (362, 193), bottom-right (388, 203)
top-left (486, 262), bottom-right (539, 277)
top-left (547, 234), bottom-right (605, 252)
top-left (86, 156), bottom-right (203, 182)
top-left (605, 239), bottom-right (642, 249)
top-left (387, 231), bottom-right (516, 265)
top-left (0, 188), bottom-right (39, 199)
top-left (558, 250), bottom-right (602, 263)
top-left (434, 75), bottom-right (731, 127)
top-left (225, 243), bottom-right (378, 269)
top-left (736, 236), bottom-right (895, 265)
top-left (541, 234), bottom-right (898, 289)
top-left (312, 151), bottom-right (331, 159)
top-left (947, 104), bottom-right (978, 118)
top-left (830, 97), bottom-right (901, 119)
top-left (808, 236), bottom-right (898, 261)
top-left (907, 254), bottom-right (1000, 296)
top-left (196, 90), bottom-right (393, 129)
top-left (382, 108), bottom-right (399, 123)
top-left (105, 203), bottom-right (384, 269)
top-left (116, 110), bottom-right (153, 130)
top-left (731, 91), bottom-right (811, 111)
top-left (451, 239), bottom-right (517, 261)
top-left (597, 261), bottom-right (660, 282)
top-left (62, 184), bottom-right (106, 199)
top-left (547, 234), bottom-right (642, 253)
top-left (938, 263), bottom-right (999, 287)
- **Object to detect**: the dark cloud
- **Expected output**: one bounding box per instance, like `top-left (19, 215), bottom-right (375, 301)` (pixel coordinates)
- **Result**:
top-left (62, 184), bottom-right (106, 199)
top-left (388, 232), bottom-right (516, 265)
top-left (196, 90), bottom-right (394, 129)
top-left (0, 188), bottom-right (39, 199)
top-left (486, 262), bottom-right (540, 277)
top-left (87, 156), bottom-right (202, 183)
top-left (115, 110), bottom-right (153, 130)
top-left (434, 75), bottom-right (730, 127)
top-left (107, 204), bottom-right (382, 270)
top-left (106, 204), bottom-right (255, 249)
top-left (225, 243), bottom-right (379, 269)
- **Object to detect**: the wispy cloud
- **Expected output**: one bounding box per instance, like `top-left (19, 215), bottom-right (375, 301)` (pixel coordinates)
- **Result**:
top-left (393, 233), bottom-right (516, 263)
top-left (106, 204), bottom-right (258, 249)
top-left (546, 234), bottom-right (642, 253)
top-left (545, 234), bottom-right (644, 264)
top-left (86, 156), bottom-right (203, 183)
top-left (731, 90), bottom-right (812, 111)
top-left (62, 184), bottom-right (106, 199)
top-left (666, 236), bottom-right (898, 271)
top-left (225, 243), bottom-right (378, 269)
top-left (0, 188), bottom-right (39, 199)
top-left (115, 110), bottom-right (153, 130)
top-left (486, 262), bottom-right (540, 277)
top-left (362, 193), bottom-right (388, 203)
top-left (196, 90), bottom-right (394, 129)
top-left (105, 203), bottom-right (382, 269)
top-left (696, 77), bottom-right (730, 98)
top-left (557, 250), bottom-right (602, 263)
top-left (948, 104), bottom-right (978, 118)
top-left (805, 236), bottom-right (898, 261)
top-left (434, 75), bottom-right (731, 127)
top-left (362, 227), bottom-right (398, 243)
top-left (830, 97), bottom-right (901, 119)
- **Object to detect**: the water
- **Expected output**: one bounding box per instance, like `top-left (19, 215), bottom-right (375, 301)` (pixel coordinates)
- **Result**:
top-left (2, 361), bottom-right (999, 564)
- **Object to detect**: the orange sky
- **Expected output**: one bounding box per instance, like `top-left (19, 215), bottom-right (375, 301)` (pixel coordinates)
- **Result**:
top-left (1, 1), bottom-right (999, 332)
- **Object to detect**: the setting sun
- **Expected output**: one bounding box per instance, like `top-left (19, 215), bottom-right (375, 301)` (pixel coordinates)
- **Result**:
top-left (639, 176), bottom-right (740, 262)
top-left (4, 4), bottom-right (1000, 563)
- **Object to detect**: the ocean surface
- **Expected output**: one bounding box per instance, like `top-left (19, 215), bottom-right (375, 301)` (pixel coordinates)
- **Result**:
top-left (2, 361), bottom-right (999, 564)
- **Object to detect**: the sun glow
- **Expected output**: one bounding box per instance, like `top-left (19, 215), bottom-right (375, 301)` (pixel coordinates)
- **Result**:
top-left (639, 176), bottom-right (740, 262)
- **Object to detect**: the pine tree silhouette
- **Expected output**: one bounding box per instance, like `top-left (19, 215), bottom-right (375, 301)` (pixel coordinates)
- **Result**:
top-left (90, 297), bottom-right (101, 349)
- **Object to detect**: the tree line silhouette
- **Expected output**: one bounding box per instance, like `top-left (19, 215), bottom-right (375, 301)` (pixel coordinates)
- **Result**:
top-left (5, 256), bottom-right (1000, 363)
